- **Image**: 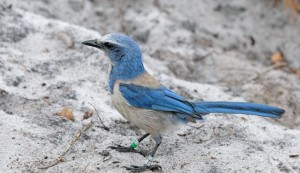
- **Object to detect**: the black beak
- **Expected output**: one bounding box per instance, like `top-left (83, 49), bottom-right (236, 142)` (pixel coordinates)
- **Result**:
top-left (82, 39), bottom-right (102, 49)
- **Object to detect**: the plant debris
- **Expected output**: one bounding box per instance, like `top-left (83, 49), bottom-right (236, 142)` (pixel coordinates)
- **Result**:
top-left (289, 154), bottom-right (299, 158)
top-left (83, 110), bottom-right (93, 120)
top-left (89, 103), bottom-right (110, 131)
top-left (39, 121), bottom-right (94, 169)
top-left (56, 107), bottom-right (74, 121)
top-left (271, 51), bottom-right (286, 68)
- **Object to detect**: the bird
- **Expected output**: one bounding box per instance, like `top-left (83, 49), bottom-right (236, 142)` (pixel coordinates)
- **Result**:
top-left (82, 33), bottom-right (284, 172)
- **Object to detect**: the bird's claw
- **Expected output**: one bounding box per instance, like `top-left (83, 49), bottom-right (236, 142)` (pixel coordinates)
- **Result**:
top-left (123, 164), bottom-right (162, 172)
top-left (109, 145), bottom-right (147, 157)
top-left (110, 145), bottom-right (134, 152)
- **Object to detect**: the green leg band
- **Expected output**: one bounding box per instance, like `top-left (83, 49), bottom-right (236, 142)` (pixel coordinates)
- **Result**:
top-left (130, 139), bottom-right (139, 149)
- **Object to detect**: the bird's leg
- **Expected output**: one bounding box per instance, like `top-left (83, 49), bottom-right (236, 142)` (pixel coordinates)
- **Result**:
top-left (123, 135), bottom-right (162, 172)
top-left (110, 133), bottom-right (150, 156)
top-left (138, 133), bottom-right (151, 143)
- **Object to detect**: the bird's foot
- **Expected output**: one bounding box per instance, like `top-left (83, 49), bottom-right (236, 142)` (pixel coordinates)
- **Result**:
top-left (109, 145), bottom-right (147, 157)
top-left (123, 164), bottom-right (162, 173)
top-left (110, 144), bottom-right (133, 152)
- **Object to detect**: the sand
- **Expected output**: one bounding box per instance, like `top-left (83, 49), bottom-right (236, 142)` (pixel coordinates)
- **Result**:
top-left (0, 0), bottom-right (300, 172)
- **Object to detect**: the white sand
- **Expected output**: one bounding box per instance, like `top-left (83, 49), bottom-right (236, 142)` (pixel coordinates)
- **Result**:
top-left (0, 1), bottom-right (300, 172)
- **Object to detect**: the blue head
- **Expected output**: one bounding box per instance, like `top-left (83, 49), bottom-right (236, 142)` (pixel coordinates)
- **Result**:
top-left (82, 33), bottom-right (145, 92)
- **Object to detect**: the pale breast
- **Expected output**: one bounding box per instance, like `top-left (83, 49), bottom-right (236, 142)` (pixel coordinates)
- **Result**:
top-left (111, 72), bottom-right (176, 135)
top-left (126, 72), bottom-right (161, 88)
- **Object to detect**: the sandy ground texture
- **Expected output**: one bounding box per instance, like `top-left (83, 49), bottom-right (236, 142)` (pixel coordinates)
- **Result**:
top-left (0, 0), bottom-right (300, 173)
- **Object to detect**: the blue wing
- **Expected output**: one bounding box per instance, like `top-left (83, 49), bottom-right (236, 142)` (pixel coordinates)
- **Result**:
top-left (119, 83), bottom-right (284, 120)
top-left (119, 83), bottom-right (196, 115)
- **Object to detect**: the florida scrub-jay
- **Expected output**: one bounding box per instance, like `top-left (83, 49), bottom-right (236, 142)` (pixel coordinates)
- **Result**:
top-left (82, 33), bottom-right (284, 172)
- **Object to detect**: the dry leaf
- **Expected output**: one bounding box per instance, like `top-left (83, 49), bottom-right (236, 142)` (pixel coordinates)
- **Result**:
top-left (271, 51), bottom-right (284, 63)
top-left (289, 67), bottom-right (300, 78)
top-left (56, 107), bottom-right (74, 121)
top-left (83, 110), bottom-right (93, 120)
top-left (271, 51), bottom-right (286, 68)
top-left (273, 0), bottom-right (300, 18)
top-left (284, 0), bottom-right (300, 18)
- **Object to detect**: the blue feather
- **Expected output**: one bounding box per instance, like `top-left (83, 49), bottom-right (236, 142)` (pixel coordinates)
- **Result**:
top-left (194, 102), bottom-right (284, 118)
top-left (109, 61), bottom-right (145, 93)
top-left (120, 84), bottom-right (284, 120)
top-left (119, 84), bottom-right (195, 115)
top-left (99, 34), bottom-right (145, 93)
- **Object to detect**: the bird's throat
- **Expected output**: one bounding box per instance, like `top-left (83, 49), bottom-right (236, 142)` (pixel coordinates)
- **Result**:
top-left (108, 62), bottom-right (145, 93)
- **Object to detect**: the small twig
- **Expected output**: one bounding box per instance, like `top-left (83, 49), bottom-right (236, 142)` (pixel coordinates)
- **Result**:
top-left (82, 162), bottom-right (90, 172)
top-left (180, 161), bottom-right (191, 169)
top-left (39, 122), bottom-right (94, 169)
top-left (88, 102), bottom-right (110, 131)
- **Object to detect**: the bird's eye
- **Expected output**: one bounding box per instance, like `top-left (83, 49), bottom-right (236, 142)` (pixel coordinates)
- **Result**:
top-left (103, 42), bottom-right (114, 49)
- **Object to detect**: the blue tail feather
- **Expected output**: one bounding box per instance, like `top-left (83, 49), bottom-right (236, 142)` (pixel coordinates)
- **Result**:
top-left (194, 101), bottom-right (284, 118)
